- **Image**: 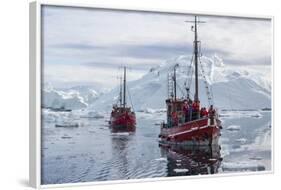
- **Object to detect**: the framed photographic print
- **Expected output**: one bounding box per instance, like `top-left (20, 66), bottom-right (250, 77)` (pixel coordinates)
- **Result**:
top-left (29, 1), bottom-right (273, 188)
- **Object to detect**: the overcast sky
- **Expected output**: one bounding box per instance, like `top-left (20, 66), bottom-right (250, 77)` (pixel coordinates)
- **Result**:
top-left (42, 5), bottom-right (272, 89)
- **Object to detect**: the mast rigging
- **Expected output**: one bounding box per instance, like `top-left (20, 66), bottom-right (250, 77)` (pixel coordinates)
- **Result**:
top-left (185, 16), bottom-right (205, 102)
top-left (123, 66), bottom-right (126, 108)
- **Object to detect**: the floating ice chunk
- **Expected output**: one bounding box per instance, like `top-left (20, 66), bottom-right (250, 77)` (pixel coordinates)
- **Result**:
top-left (226, 125), bottom-right (241, 131)
top-left (138, 108), bottom-right (166, 114)
top-left (111, 132), bottom-right (131, 136)
top-left (250, 113), bottom-right (262, 118)
top-left (55, 123), bottom-right (79, 128)
top-left (80, 111), bottom-right (105, 119)
top-left (144, 108), bottom-right (156, 114)
top-left (173, 168), bottom-right (189, 173)
top-left (154, 121), bottom-right (163, 126)
top-left (61, 136), bottom-right (72, 139)
top-left (220, 110), bottom-right (263, 119)
top-left (222, 162), bottom-right (265, 172)
top-left (235, 138), bottom-right (247, 144)
top-left (209, 158), bottom-right (218, 161)
top-left (155, 157), bottom-right (167, 161)
top-left (249, 157), bottom-right (263, 160)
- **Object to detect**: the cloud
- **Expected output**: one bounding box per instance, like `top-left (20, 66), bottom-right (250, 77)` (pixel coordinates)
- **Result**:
top-left (41, 5), bottom-right (272, 88)
top-left (50, 43), bottom-right (105, 50)
top-left (43, 63), bottom-right (145, 89)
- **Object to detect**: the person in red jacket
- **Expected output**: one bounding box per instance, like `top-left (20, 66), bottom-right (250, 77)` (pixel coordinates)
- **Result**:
top-left (192, 101), bottom-right (200, 119)
top-left (200, 107), bottom-right (208, 117)
top-left (203, 108), bottom-right (209, 117)
top-left (196, 101), bottom-right (200, 111)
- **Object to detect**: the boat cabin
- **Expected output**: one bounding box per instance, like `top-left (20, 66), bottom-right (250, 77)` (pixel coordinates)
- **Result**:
top-left (165, 98), bottom-right (211, 128)
top-left (111, 105), bottom-right (133, 115)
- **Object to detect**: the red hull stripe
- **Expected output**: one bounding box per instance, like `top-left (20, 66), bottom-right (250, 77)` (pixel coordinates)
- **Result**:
top-left (161, 118), bottom-right (208, 136)
top-left (160, 118), bottom-right (220, 143)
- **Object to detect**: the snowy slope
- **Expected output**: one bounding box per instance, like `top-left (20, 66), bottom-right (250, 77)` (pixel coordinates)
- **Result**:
top-left (64, 85), bottom-right (100, 104)
top-left (89, 54), bottom-right (271, 111)
top-left (42, 84), bottom-right (101, 110)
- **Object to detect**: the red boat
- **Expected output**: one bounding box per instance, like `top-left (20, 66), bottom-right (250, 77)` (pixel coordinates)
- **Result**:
top-left (159, 16), bottom-right (222, 146)
top-left (110, 67), bottom-right (136, 132)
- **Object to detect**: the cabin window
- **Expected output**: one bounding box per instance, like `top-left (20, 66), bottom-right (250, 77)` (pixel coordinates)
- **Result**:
top-left (177, 104), bottom-right (181, 111)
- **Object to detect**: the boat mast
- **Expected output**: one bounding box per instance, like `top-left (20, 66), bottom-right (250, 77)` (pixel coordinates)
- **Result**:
top-left (173, 64), bottom-right (179, 101)
top-left (123, 66), bottom-right (126, 108)
top-left (173, 65), bottom-right (177, 101)
top-left (119, 76), bottom-right (123, 106)
top-left (194, 16), bottom-right (199, 102)
top-left (186, 16), bottom-right (205, 102)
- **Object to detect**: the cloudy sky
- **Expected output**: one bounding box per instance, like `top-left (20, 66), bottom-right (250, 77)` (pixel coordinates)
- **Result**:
top-left (42, 5), bottom-right (272, 89)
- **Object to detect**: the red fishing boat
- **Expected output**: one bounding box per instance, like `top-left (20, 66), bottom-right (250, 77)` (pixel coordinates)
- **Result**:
top-left (110, 67), bottom-right (136, 132)
top-left (159, 16), bottom-right (222, 146)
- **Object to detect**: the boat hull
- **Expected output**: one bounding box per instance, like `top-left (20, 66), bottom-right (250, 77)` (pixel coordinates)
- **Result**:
top-left (159, 117), bottom-right (221, 146)
top-left (110, 112), bottom-right (136, 132)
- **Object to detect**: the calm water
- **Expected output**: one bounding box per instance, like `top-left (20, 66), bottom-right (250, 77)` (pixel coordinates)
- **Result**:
top-left (41, 110), bottom-right (271, 184)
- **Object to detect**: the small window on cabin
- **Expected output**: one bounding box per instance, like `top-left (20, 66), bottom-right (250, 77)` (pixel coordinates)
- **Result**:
top-left (177, 104), bottom-right (181, 111)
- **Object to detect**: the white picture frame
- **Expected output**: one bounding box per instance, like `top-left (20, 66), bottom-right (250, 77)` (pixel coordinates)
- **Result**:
top-left (29, 1), bottom-right (274, 188)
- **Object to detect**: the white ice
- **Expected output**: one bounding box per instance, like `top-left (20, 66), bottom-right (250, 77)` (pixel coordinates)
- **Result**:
top-left (226, 125), bottom-right (241, 131)
top-left (173, 168), bottom-right (189, 173)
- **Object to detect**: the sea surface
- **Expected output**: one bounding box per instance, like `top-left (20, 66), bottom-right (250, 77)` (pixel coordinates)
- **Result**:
top-left (41, 109), bottom-right (271, 184)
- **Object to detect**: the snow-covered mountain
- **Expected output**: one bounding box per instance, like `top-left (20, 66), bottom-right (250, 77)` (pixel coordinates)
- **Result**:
top-left (42, 84), bottom-right (101, 110)
top-left (42, 54), bottom-right (271, 112)
top-left (89, 54), bottom-right (271, 111)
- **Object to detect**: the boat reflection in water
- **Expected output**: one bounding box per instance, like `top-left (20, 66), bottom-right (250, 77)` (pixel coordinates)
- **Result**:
top-left (160, 144), bottom-right (222, 176)
top-left (109, 134), bottom-right (134, 180)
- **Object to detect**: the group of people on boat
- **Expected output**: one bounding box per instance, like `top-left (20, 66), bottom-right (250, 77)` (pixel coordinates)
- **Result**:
top-left (182, 100), bottom-right (201, 122)
top-left (184, 100), bottom-right (214, 121)
top-left (167, 99), bottom-right (216, 128)
top-left (111, 104), bottom-right (132, 116)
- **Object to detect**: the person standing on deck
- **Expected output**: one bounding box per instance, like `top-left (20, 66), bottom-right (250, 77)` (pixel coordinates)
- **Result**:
top-left (192, 101), bottom-right (200, 120)
top-left (200, 107), bottom-right (208, 118)
top-left (188, 101), bottom-right (193, 121)
top-left (195, 101), bottom-right (200, 118)
top-left (209, 105), bottom-right (215, 125)
top-left (200, 107), bottom-right (204, 118)
top-left (203, 107), bottom-right (209, 117)
top-left (192, 101), bottom-right (196, 120)
top-left (183, 101), bottom-right (189, 122)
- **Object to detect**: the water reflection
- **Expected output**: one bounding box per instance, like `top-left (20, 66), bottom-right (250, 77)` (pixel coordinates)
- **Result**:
top-left (110, 134), bottom-right (134, 179)
top-left (160, 145), bottom-right (222, 176)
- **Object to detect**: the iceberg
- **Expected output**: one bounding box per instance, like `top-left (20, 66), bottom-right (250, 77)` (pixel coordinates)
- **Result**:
top-left (42, 84), bottom-right (101, 110)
